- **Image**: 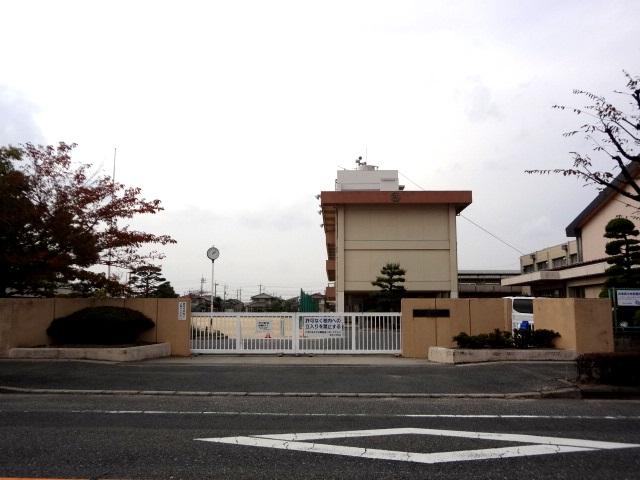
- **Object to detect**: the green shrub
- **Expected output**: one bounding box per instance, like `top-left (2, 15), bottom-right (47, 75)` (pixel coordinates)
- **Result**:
top-left (453, 329), bottom-right (514, 349)
top-left (454, 328), bottom-right (561, 349)
top-left (47, 306), bottom-right (155, 345)
top-left (530, 329), bottom-right (561, 348)
top-left (577, 353), bottom-right (640, 385)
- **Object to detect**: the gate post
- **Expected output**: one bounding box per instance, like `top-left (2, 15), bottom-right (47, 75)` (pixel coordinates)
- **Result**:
top-left (235, 316), bottom-right (243, 353)
top-left (351, 314), bottom-right (357, 353)
top-left (292, 313), bottom-right (300, 354)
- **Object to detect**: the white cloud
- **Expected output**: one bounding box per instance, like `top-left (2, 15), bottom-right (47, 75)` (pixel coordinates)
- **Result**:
top-left (0, 86), bottom-right (43, 145)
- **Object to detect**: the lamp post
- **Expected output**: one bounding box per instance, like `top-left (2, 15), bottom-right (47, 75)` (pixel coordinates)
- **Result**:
top-left (206, 246), bottom-right (220, 313)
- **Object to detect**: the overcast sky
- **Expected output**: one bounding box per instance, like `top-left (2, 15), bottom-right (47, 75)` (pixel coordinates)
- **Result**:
top-left (1, 1), bottom-right (639, 299)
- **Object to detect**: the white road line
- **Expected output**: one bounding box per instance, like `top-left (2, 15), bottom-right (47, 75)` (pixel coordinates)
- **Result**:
top-left (1, 410), bottom-right (640, 420)
top-left (256, 427), bottom-right (638, 449)
top-left (202, 436), bottom-right (594, 464)
top-left (196, 427), bottom-right (640, 465)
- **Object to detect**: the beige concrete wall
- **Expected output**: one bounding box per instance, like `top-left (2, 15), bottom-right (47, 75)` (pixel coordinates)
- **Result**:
top-left (469, 299), bottom-right (506, 336)
top-left (0, 298), bottom-right (191, 357)
top-left (574, 299), bottom-right (614, 353)
top-left (401, 298), bottom-right (437, 358)
top-left (342, 204), bottom-right (456, 293)
top-left (401, 298), bottom-right (505, 358)
top-left (534, 299), bottom-right (577, 350)
top-left (534, 298), bottom-right (613, 354)
top-left (344, 205), bottom-right (450, 241)
top-left (0, 299), bottom-right (55, 351)
top-left (156, 299), bottom-right (191, 356)
top-left (402, 298), bottom-right (613, 358)
top-left (530, 298), bottom-right (613, 354)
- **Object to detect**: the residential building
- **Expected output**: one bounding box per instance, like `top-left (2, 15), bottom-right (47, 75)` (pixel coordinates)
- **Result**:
top-left (320, 162), bottom-right (472, 311)
top-left (310, 292), bottom-right (329, 312)
top-left (245, 293), bottom-right (281, 312)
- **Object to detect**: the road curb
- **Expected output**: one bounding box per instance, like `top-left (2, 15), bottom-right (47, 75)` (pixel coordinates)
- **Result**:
top-left (0, 385), bottom-right (582, 399)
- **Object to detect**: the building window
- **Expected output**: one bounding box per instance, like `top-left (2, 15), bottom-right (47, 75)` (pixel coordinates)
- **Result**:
top-left (569, 253), bottom-right (578, 265)
top-left (536, 261), bottom-right (548, 271)
top-left (552, 257), bottom-right (567, 268)
top-left (568, 287), bottom-right (585, 298)
top-left (523, 264), bottom-right (534, 274)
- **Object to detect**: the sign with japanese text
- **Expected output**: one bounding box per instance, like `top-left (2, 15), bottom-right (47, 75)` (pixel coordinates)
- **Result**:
top-left (256, 320), bottom-right (273, 332)
top-left (302, 316), bottom-right (344, 338)
top-left (178, 301), bottom-right (187, 321)
top-left (616, 289), bottom-right (640, 306)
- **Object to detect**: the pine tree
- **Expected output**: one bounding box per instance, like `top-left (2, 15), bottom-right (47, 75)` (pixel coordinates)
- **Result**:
top-left (371, 263), bottom-right (406, 311)
top-left (128, 265), bottom-right (166, 298)
top-left (602, 217), bottom-right (640, 293)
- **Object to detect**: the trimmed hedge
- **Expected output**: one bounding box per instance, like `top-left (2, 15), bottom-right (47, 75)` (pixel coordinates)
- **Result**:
top-left (453, 328), bottom-right (561, 349)
top-left (47, 306), bottom-right (155, 345)
top-left (453, 329), bottom-right (513, 349)
top-left (576, 353), bottom-right (640, 385)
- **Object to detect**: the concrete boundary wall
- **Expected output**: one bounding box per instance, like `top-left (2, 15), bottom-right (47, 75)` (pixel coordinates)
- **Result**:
top-left (0, 298), bottom-right (191, 357)
top-left (401, 298), bottom-right (613, 359)
top-left (533, 298), bottom-right (613, 354)
top-left (401, 298), bottom-right (508, 359)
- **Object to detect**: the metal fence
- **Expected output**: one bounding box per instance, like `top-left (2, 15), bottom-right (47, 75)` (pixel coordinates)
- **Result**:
top-left (190, 312), bottom-right (401, 354)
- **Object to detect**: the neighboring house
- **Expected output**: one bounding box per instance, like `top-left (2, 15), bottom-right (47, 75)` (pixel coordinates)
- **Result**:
top-left (320, 162), bottom-right (472, 311)
top-left (503, 173), bottom-right (638, 298)
top-left (188, 294), bottom-right (211, 312)
top-left (310, 292), bottom-right (329, 312)
top-left (222, 298), bottom-right (244, 312)
top-left (245, 293), bottom-right (281, 312)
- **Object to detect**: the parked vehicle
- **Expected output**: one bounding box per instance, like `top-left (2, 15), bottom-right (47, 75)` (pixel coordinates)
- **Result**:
top-left (504, 296), bottom-right (534, 330)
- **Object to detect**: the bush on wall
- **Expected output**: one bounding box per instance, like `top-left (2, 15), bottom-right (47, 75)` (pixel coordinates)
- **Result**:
top-left (453, 328), bottom-right (561, 349)
top-left (46, 306), bottom-right (155, 345)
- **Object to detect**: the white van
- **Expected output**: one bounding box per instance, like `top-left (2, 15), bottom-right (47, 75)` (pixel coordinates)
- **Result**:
top-left (504, 297), bottom-right (534, 330)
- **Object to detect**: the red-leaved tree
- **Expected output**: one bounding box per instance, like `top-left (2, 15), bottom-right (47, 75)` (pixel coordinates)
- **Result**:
top-left (0, 142), bottom-right (176, 297)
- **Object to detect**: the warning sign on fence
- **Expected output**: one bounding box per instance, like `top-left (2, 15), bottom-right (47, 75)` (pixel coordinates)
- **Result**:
top-left (256, 320), bottom-right (273, 332)
top-left (302, 316), bottom-right (344, 338)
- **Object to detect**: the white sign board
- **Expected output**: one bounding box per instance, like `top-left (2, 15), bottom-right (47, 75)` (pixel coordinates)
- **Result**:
top-left (178, 301), bottom-right (187, 321)
top-left (256, 320), bottom-right (273, 332)
top-left (616, 289), bottom-right (640, 306)
top-left (303, 316), bottom-right (344, 338)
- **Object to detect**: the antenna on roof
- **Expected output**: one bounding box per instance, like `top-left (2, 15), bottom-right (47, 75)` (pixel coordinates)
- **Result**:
top-left (355, 156), bottom-right (363, 166)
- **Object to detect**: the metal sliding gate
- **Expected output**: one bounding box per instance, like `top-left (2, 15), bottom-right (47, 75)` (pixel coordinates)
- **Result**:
top-left (190, 312), bottom-right (401, 354)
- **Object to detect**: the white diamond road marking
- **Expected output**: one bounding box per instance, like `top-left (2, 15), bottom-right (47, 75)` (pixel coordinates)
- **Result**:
top-left (195, 427), bottom-right (640, 465)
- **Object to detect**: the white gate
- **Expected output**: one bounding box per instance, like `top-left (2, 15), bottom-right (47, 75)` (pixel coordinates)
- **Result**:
top-left (190, 312), bottom-right (401, 354)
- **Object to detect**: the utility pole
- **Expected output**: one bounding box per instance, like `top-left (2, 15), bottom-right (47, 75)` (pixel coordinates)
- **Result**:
top-left (223, 285), bottom-right (227, 302)
top-left (199, 276), bottom-right (206, 296)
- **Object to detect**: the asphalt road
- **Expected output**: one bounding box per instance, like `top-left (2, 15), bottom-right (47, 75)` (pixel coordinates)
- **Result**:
top-left (1, 394), bottom-right (639, 479)
top-left (0, 359), bottom-right (577, 395)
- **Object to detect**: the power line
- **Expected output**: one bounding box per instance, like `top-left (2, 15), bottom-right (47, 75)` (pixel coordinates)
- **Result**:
top-left (398, 171), bottom-right (526, 256)
top-left (458, 214), bottom-right (526, 255)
